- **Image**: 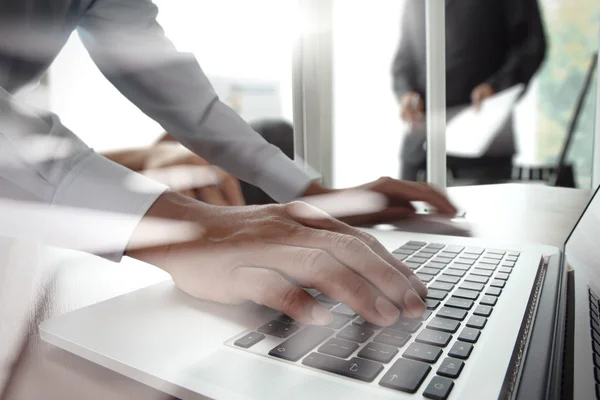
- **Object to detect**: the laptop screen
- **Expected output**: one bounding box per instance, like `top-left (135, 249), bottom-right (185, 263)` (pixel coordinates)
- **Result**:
top-left (565, 185), bottom-right (600, 284)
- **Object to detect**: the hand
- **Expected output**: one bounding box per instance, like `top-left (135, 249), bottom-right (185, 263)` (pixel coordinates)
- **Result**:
top-left (126, 191), bottom-right (428, 326)
top-left (471, 83), bottom-right (495, 110)
top-left (303, 178), bottom-right (457, 226)
top-left (143, 142), bottom-right (245, 206)
top-left (400, 92), bottom-right (425, 126)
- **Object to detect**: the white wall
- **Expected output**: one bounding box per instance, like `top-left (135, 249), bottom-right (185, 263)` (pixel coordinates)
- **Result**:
top-left (331, 0), bottom-right (406, 188)
top-left (48, 0), bottom-right (298, 152)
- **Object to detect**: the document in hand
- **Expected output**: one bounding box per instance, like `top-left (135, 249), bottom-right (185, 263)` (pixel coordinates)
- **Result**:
top-left (445, 85), bottom-right (525, 158)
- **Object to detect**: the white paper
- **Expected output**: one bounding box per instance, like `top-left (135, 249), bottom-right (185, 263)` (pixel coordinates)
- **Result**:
top-left (444, 85), bottom-right (524, 158)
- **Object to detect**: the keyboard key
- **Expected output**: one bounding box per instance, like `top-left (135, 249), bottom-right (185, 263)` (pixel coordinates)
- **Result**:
top-left (357, 341), bottom-right (398, 363)
top-left (269, 326), bottom-right (334, 361)
top-left (464, 247), bottom-right (484, 255)
top-left (505, 256), bottom-right (518, 262)
top-left (427, 243), bottom-right (446, 250)
top-left (480, 295), bottom-right (498, 306)
top-left (491, 279), bottom-right (506, 288)
top-left (379, 358), bottom-right (431, 393)
top-left (444, 245), bottom-right (464, 254)
top-left (459, 253), bottom-right (479, 260)
top-left (466, 316), bottom-right (488, 329)
top-left (420, 310), bottom-right (433, 321)
top-left (459, 282), bottom-right (485, 292)
top-left (393, 248), bottom-right (416, 256)
top-left (496, 272), bottom-right (510, 281)
top-left (453, 289), bottom-right (480, 301)
top-left (448, 341), bottom-right (473, 359)
top-left (458, 327), bottom-right (481, 343)
top-left (426, 299), bottom-right (441, 310)
top-left (498, 267), bottom-right (513, 274)
top-left (316, 293), bottom-right (339, 304)
top-left (406, 261), bottom-right (423, 270)
top-left (426, 262), bottom-right (447, 271)
top-left (454, 258), bottom-right (475, 266)
top-left (485, 287), bottom-right (502, 297)
top-left (437, 357), bottom-right (465, 379)
top-left (420, 247), bottom-right (440, 255)
top-left (337, 325), bottom-right (374, 343)
top-left (393, 253), bottom-right (408, 261)
top-left (390, 318), bottom-right (423, 333)
top-left (475, 263), bottom-right (497, 271)
top-left (352, 317), bottom-right (380, 330)
top-left (234, 332), bottom-right (265, 349)
top-left (420, 267), bottom-right (442, 276)
top-left (319, 338), bottom-right (359, 358)
top-left (407, 241), bottom-right (427, 247)
top-left (432, 257), bottom-right (451, 265)
top-left (472, 269), bottom-right (494, 278)
top-left (437, 307), bottom-right (468, 321)
top-left (328, 314), bottom-right (351, 329)
top-left (416, 329), bottom-right (452, 348)
top-left (429, 281), bottom-right (455, 291)
top-left (474, 305), bottom-right (493, 317)
top-left (507, 251), bottom-right (520, 257)
top-left (417, 273), bottom-right (435, 283)
top-left (503, 261), bottom-right (516, 267)
top-left (302, 353), bottom-right (384, 382)
top-left (423, 376), bottom-right (454, 400)
top-left (483, 253), bottom-right (503, 260)
top-left (277, 314), bottom-right (295, 324)
top-left (403, 342), bottom-right (442, 363)
top-left (427, 317), bottom-right (460, 333)
top-left (409, 256), bottom-right (430, 264)
top-left (465, 274), bottom-right (489, 284)
top-left (445, 297), bottom-right (474, 310)
top-left (444, 269), bottom-right (466, 278)
top-left (415, 251), bottom-right (435, 259)
top-left (449, 263), bottom-right (471, 271)
top-left (374, 328), bottom-right (411, 347)
top-left (331, 304), bottom-right (357, 318)
top-left (438, 251), bottom-right (458, 259)
top-left (426, 289), bottom-right (448, 301)
top-left (436, 275), bottom-right (460, 285)
top-left (487, 250), bottom-right (506, 256)
top-left (258, 320), bottom-right (300, 338)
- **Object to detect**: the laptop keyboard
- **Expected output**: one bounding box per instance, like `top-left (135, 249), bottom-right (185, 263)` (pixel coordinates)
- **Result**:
top-left (230, 241), bottom-right (520, 399)
top-left (587, 288), bottom-right (600, 398)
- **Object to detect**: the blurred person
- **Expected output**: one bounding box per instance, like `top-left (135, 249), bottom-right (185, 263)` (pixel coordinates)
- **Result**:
top-left (392, 0), bottom-right (547, 181)
top-left (0, 1), bottom-right (459, 397)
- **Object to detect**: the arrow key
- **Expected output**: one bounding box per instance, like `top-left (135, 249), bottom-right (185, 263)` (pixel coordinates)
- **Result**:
top-left (448, 341), bottom-right (474, 360)
top-left (437, 357), bottom-right (465, 379)
top-left (379, 358), bottom-right (431, 393)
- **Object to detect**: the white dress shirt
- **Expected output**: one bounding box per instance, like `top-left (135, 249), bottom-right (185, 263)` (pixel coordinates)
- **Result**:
top-left (0, 0), bottom-right (312, 262)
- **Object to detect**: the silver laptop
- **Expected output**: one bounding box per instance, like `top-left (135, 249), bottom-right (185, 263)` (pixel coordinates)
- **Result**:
top-left (38, 180), bottom-right (600, 399)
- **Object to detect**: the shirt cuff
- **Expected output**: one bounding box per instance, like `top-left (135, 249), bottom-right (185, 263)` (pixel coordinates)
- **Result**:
top-left (255, 152), bottom-right (315, 203)
top-left (51, 152), bottom-right (168, 262)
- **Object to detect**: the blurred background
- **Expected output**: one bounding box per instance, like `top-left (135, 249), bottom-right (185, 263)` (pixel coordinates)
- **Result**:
top-left (16, 0), bottom-right (600, 190)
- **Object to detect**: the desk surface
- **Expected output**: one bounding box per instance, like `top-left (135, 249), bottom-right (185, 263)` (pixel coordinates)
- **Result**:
top-left (3, 184), bottom-right (593, 400)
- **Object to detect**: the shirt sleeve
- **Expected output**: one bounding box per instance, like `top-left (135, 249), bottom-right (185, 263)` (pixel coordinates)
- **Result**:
top-left (76, 0), bottom-right (313, 203)
top-left (0, 86), bottom-right (168, 262)
top-left (485, 0), bottom-right (547, 92)
top-left (391, 7), bottom-right (418, 102)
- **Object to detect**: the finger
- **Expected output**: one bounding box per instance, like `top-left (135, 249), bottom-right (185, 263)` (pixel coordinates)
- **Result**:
top-left (290, 212), bottom-right (428, 298)
top-left (230, 267), bottom-right (332, 325)
top-left (180, 189), bottom-right (196, 199)
top-left (195, 186), bottom-right (230, 206)
top-left (244, 244), bottom-right (405, 325)
top-left (381, 179), bottom-right (457, 216)
top-left (219, 174), bottom-right (246, 206)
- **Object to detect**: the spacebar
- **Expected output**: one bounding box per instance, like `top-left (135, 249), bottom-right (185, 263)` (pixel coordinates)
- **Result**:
top-left (268, 326), bottom-right (334, 362)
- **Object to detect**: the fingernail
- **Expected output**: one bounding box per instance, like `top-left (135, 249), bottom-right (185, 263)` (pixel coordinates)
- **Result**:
top-left (409, 275), bottom-right (428, 297)
top-left (404, 290), bottom-right (426, 318)
top-left (375, 297), bottom-right (401, 323)
top-left (311, 305), bottom-right (333, 325)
